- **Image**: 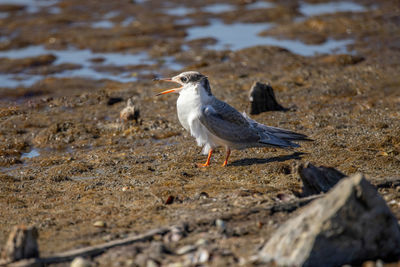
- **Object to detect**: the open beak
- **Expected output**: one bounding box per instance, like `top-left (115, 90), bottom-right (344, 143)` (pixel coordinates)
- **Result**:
top-left (154, 78), bottom-right (182, 96)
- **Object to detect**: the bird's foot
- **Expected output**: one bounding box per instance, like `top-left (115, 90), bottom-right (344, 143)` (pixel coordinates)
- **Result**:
top-left (221, 161), bottom-right (228, 167)
top-left (197, 162), bottom-right (210, 168)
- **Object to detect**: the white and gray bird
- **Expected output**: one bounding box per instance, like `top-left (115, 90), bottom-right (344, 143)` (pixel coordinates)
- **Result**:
top-left (155, 71), bottom-right (310, 167)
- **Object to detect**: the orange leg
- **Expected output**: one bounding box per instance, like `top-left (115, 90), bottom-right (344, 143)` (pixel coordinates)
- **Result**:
top-left (222, 148), bottom-right (231, 167)
top-left (198, 149), bottom-right (213, 167)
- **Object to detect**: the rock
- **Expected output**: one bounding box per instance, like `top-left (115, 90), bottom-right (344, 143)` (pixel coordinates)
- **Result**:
top-left (1, 225), bottom-right (39, 262)
top-left (120, 98), bottom-right (140, 123)
top-left (70, 257), bottom-right (92, 267)
top-left (215, 219), bottom-right (226, 232)
top-left (195, 248), bottom-right (210, 264)
top-left (163, 226), bottom-right (185, 242)
top-left (146, 259), bottom-right (159, 267)
top-left (298, 162), bottom-right (347, 197)
top-left (195, 238), bottom-right (209, 247)
top-left (165, 195), bottom-right (175, 205)
top-left (248, 82), bottom-right (285, 115)
top-left (176, 245), bottom-right (197, 255)
top-left (258, 174), bottom-right (400, 266)
top-left (93, 220), bottom-right (106, 228)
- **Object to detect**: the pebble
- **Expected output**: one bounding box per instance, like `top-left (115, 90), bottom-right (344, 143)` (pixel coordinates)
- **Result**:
top-left (164, 226), bottom-right (184, 242)
top-left (165, 195), bottom-right (175, 205)
top-left (215, 219), bottom-right (226, 231)
top-left (195, 238), bottom-right (209, 246)
top-left (176, 245), bottom-right (197, 255)
top-left (167, 263), bottom-right (184, 267)
top-left (93, 220), bottom-right (106, 228)
top-left (196, 248), bottom-right (210, 263)
top-left (70, 257), bottom-right (91, 267)
top-left (146, 259), bottom-right (159, 267)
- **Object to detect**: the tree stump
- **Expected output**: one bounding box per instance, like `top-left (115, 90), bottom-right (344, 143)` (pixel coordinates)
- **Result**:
top-left (248, 82), bottom-right (285, 115)
top-left (1, 225), bottom-right (39, 263)
top-left (120, 98), bottom-right (140, 123)
top-left (298, 162), bottom-right (347, 197)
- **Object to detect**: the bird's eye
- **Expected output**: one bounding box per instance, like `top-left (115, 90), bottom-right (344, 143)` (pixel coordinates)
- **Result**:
top-left (180, 77), bottom-right (188, 83)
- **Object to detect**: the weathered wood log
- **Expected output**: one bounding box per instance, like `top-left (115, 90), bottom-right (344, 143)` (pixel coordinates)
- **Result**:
top-left (0, 225), bottom-right (39, 264)
top-left (298, 162), bottom-right (347, 197)
top-left (259, 173), bottom-right (400, 266)
top-left (248, 82), bottom-right (286, 115)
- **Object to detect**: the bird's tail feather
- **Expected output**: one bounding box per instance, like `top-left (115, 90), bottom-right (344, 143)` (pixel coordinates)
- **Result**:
top-left (242, 112), bottom-right (312, 147)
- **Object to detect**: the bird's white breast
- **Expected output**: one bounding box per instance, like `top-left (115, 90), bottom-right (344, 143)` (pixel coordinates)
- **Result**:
top-left (176, 84), bottom-right (220, 154)
top-left (176, 85), bottom-right (201, 131)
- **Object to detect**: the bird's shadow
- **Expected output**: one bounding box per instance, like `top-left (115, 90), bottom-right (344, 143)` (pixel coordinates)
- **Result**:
top-left (230, 152), bottom-right (305, 166)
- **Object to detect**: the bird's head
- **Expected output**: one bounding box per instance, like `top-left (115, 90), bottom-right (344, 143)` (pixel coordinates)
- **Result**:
top-left (154, 71), bottom-right (211, 96)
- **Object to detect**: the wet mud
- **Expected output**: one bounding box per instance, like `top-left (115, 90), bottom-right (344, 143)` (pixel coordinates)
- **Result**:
top-left (0, 0), bottom-right (399, 266)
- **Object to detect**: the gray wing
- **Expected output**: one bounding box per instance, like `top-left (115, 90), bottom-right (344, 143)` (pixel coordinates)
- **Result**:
top-left (199, 101), bottom-right (260, 144)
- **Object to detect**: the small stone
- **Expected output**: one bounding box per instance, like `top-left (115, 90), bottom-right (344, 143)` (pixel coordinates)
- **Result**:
top-left (196, 248), bottom-right (210, 263)
top-left (93, 220), bottom-right (106, 228)
top-left (167, 263), bottom-right (184, 267)
top-left (195, 238), bottom-right (209, 246)
top-left (165, 195), bottom-right (175, 205)
top-left (148, 242), bottom-right (168, 259)
top-left (146, 259), bottom-right (159, 267)
top-left (195, 191), bottom-right (209, 200)
top-left (125, 259), bottom-right (135, 266)
top-left (70, 257), bottom-right (91, 267)
top-left (276, 193), bottom-right (294, 202)
top-left (215, 219), bottom-right (226, 232)
top-left (376, 151), bottom-right (389, 157)
top-left (176, 245), bottom-right (197, 255)
top-left (164, 226), bottom-right (185, 242)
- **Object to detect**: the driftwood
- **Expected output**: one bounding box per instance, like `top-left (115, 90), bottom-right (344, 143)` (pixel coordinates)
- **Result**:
top-left (298, 162), bottom-right (347, 197)
top-left (248, 82), bottom-right (286, 115)
top-left (259, 174), bottom-right (400, 266)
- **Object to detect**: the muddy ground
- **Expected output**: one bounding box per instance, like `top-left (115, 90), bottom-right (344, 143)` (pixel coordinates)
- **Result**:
top-left (0, 0), bottom-right (399, 266)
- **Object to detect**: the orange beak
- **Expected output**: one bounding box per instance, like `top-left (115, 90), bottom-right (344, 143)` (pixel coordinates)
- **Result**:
top-left (154, 78), bottom-right (182, 96)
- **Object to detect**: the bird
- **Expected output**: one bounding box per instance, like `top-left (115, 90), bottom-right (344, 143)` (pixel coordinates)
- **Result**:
top-left (155, 71), bottom-right (310, 167)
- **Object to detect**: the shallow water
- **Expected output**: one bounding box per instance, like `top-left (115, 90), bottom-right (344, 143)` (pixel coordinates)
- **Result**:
top-left (202, 3), bottom-right (236, 13)
top-left (21, 148), bottom-right (40, 159)
top-left (246, 1), bottom-right (275, 10)
top-left (91, 20), bottom-right (115, 29)
top-left (187, 19), bottom-right (352, 55)
top-left (0, 45), bottom-right (182, 88)
top-left (0, 0), bottom-right (59, 13)
top-left (163, 6), bottom-right (196, 16)
top-left (299, 1), bottom-right (366, 16)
